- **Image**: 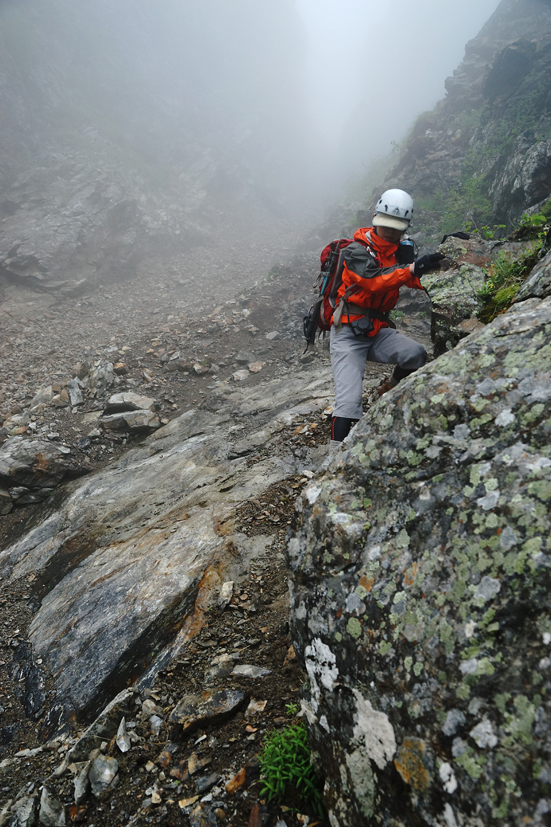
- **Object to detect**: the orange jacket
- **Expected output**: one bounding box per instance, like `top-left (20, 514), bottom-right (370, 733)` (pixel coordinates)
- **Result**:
top-left (335, 227), bottom-right (422, 336)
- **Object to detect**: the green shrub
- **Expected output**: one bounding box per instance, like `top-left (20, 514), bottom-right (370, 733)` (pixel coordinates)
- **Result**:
top-left (259, 720), bottom-right (324, 816)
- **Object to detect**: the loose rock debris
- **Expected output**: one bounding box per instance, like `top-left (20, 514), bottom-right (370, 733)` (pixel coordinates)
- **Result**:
top-left (0, 240), bottom-right (432, 825)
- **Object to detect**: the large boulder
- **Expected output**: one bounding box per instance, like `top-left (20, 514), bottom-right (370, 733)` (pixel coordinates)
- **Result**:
top-left (0, 436), bottom-right (79, 505)
top-left (423, 236), bottom-right (491, 357)
top-left (288, 294), bottom-right (551, 826)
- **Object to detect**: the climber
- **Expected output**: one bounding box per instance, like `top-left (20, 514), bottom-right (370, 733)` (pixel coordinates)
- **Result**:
top-left (329, 188), bottom-right (444, 450)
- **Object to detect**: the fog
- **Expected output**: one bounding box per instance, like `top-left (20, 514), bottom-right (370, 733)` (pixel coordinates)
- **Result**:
top-left (297, 0), bottom-right (501, 187)
top-left (0, 0), bottom-right (501, 225)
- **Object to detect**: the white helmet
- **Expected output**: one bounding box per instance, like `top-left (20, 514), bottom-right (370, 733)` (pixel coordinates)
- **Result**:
top-left (373, 188), bottom-right (414, 231)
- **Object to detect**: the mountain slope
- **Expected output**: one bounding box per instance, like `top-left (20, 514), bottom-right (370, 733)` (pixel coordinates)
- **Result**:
top-left (384, 0), bottom-right (551, 239)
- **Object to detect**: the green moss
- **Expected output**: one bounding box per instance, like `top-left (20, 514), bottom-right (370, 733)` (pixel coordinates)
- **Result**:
top-left (523, 403), bottom-right (545, 424)
top-left (455, 749), bottom-right (486, 780)
top-left (477, 241), bottom-right (544, 322)
top-left (347, 618), bottom-right (363, 639)
top-left (492, 799), bottom-right (509, 819)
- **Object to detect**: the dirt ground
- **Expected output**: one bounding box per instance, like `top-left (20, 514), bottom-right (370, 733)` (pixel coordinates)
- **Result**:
top-left (0, 225), bottom-right (430, 826)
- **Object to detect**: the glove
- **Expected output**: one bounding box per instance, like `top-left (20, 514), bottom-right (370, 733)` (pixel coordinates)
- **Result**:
top-left (414, 252), bottom-right (445, 277)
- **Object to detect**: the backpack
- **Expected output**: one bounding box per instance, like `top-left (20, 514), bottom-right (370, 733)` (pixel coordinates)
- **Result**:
top-left (302, 238), bottom-right (354, 348)
top-left (302, 235), bottom-right (416, 348)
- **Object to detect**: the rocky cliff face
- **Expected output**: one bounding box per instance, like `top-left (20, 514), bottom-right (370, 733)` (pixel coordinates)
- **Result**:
top-left (288, 254), bottom-right (551, 826)
top-left (385, 0), bottom-right (551, 239)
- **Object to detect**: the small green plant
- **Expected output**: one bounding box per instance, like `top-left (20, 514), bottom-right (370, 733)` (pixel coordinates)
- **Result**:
top-left (477, 241), bottom-right (543, 323)
top-left (285, 702), bottom-right (299, 716)
top-left (478, 224), bottom-right (506, 240)
top-left (512, 201), bottom-right (551, 240)
top-left (259, 720), bottom-right (324, 817)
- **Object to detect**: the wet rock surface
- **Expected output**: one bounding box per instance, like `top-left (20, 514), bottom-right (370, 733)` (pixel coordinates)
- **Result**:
top-left (288, 291), bottom-right (551, 825)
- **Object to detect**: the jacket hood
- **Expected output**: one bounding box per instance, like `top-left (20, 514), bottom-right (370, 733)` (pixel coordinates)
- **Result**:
top-left (354, 227), bottom-right (399, 262)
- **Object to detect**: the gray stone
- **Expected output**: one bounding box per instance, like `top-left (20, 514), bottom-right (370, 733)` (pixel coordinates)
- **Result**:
top-left (231, 665), bottom-right (271, 679)
top-left (235, 351), bottom-right (254, 364)
top-left (66, 378), bottom-right (84, 407)
top-left (515, 247), bottom-right (551, 302)
top-left (195, 774), bottom-right (219, 794)
top-left (169, 689), bottom-right (247, 738)
top-left (103, 392), bottom-right (156, 415)
top-left (67, 689), bottom-right (136, 762)
top-left (288, 293), bottom-right (551, 826)
top-left (218, 581), bottom-right (234, 608)
top-left (423, 238), bottom-right (488, 357)
top-left (0, 437), bottom-right (77, 501)
top-left (38, 788), bottom-right (65, 827)
top-left (100, 409), bottom-right (160, 433)
top-left (115, 717), bottom-right (131, 753)
top-left (149, 715), bottom-right (163, 737)
top-left (11, 796), bottom-right (37, 827)
top-left (73, 762), bottom-right (91, 805)
top-left (442, 709), bottom-right (466, 737)
top-left (89, 754), bottom-right (118, 796)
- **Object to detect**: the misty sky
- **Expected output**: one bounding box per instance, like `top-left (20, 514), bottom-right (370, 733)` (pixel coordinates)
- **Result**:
top-left (297, 0), bottom-right (500, 172)
top-left (0, 0), bottom-right (504, 216)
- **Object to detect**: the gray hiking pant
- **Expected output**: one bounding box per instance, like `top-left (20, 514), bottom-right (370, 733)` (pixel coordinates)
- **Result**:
top-left (330, 323), bottom-right (427, 420)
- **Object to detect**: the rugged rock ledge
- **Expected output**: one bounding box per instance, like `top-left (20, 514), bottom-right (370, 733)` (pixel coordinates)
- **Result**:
top-left (288, 272), bottom-right (551, 824)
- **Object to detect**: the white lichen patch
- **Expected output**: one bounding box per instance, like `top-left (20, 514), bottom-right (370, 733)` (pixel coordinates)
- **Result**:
top-left (475, 576), bottom-right (501, 601)
top-left (304, 637), bottom-right (339, 711)
top-left (460, 658), bottom-right (479, 675)
top-left (329, 512), bottom-right (364, 539)
top-left (469, 719), bottom-right (498, 749)
top-left (476, 490), bottom-right (500, 510)
top-left (496, 408), bottom-right (515, 426)
top-left (442, 802), bottom-right (459, 827)
top-left (352, 689), bottom-right (396, 770)
top-left (464, 620), bottom-right (477, 639)
top-left (305, 485), bottom-right (322, 505)
top-left (439, 762), bottom-right (458, 793)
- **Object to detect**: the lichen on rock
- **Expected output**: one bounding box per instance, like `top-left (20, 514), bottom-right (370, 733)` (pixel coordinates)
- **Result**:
top-left (288, 293), bottom-right (551, 826)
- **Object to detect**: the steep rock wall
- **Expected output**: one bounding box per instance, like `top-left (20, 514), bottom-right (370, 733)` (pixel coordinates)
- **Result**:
top-left (288, 257), bottom-right (551, 824)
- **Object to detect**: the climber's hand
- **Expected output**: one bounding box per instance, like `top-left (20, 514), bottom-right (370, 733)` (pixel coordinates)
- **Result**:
top-left (414, 253), bottom-right (445, 277)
